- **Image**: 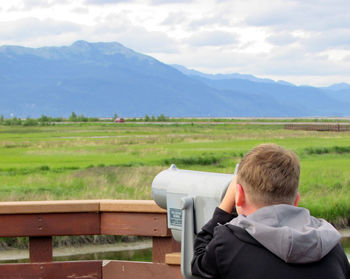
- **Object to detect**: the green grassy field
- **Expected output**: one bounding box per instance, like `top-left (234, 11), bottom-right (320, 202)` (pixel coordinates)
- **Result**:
top-left (0, 123), bottom-right (349, 226)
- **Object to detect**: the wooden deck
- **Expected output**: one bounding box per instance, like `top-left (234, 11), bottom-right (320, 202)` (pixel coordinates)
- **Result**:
top-left (0, 200), bottom-right (182, 279)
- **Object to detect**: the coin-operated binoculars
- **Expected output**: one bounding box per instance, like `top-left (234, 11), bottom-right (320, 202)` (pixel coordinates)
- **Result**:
top-left (151, 164), bottom-right (238, 279)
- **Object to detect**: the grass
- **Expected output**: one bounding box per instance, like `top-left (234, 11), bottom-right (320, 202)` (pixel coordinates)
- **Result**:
top-left (0, 122), bottom-right (349, 226)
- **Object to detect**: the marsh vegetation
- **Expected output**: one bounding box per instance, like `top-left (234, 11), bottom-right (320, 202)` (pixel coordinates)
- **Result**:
top-left (0, 122), bottom-right (349, 226)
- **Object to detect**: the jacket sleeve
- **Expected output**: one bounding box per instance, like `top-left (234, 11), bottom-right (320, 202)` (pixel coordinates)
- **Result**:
top-left (191, 207), bottom-right (237, 278)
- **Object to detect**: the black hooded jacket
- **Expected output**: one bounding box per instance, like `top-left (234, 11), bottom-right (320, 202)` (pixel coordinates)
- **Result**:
top-left (192, 207), bottom-right (350, 279)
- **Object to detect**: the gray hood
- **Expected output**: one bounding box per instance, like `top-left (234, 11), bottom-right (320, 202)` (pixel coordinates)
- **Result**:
top-left (228, 204), bottom-right (341, 264)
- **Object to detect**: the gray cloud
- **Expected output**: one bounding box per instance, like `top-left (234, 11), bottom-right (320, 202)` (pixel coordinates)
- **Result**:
top-left (71, 7), bottom-right (90, 14)
top-left (0, 18), bottom-right (81, 41)
top-left (303, 29), bottom-right (350, 51)
top-left (151, 0), bottom-right (193, 4)
top-left (1, 0), bottom-right (349, 86)
top-left (267, 29), bottom-right (350, 52)
top-left (245, 11), bottom-right (289, 27)
top-left (9, 0), bottom-right (71, 10)
top-left (267, 33), bottom-right (298, 46)
top-left (117, 29), bottom-right (178, 53)
top-left (162, 12), bottom-right (188, 25)
top-left (92, 15), bottom-right (179, 53)
top-left (167, 43), bottom-right (350, 85)
top-left (188, 15), bottom-right (230, 30)
top-left (85, 0), bottom-right (134, 4)
top-left (245, 0), bottom-right (350, 31)
top-left (249, 47), bottom-right (350, 77)
top-left (186, 31), bottom-right (238, 46)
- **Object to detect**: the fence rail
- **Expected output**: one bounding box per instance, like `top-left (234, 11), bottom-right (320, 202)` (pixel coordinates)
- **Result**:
top-left (285, 123), bottom-right (350, 131)
top-left (0, 200), bottom-right (182, 279)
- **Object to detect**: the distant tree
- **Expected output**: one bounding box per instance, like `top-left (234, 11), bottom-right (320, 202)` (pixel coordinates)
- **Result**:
top-left (113, 113), bottom-right (118, 121)
top-left (87, 117), bottom-right (99, 122)
top-left (39, 114), bottom-right (49, 123)
top-left (76, 114), bottom-right (88, 122)
top-left (23, 117), bottom-right (38, 126)
top-left (0, 115), bottom-right (4, 124)
top-left (39, 114), bottom-right (55, 126)
top-left (5, 117), bottom-right (22, 126)
top-left (4, 119), bottom-right (11, 126)
top-left (144, 114), bottom-right (150, 122)
top-left (52, 117), bottom-right (64, 122)
top-left (69, 112), bottom-right (77, 121)
top-left (157, 114), bottom-right (169, 122)
top-left (151, 115), bottom-right (156, 122)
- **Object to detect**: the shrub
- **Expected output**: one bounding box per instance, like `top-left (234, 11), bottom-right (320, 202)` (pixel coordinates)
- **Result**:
top-left (304, 146), bottom-right (350, 155)
top-left (164, 155), bottom-right (222, 166)
top-left (23, 118), bottom-right (38, 126)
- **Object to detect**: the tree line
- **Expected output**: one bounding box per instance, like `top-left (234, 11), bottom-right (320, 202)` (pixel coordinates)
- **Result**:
top-left (0, 113), bottom-right (171, 126)
top-left (0, 113), bottom-right (100, 126)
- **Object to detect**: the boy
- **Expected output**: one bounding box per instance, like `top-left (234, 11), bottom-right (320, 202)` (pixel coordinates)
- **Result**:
top-left (192, 144), bottom-right (349, 279)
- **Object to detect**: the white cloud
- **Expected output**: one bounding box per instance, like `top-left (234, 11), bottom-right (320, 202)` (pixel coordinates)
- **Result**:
top-left (266, 33), bottom-right (298, 46)
top-left (85, 0), bottom-right (134, 4)
top-left (303, 29), bottom-right (350, 51)
top-left (89, 13), bottom-right (179, 53)
top-left (151, 0), bottom-right (194, 4)
top-left (71, 7), bottom-right (90, 14)
top-left (188, 15), bottom-right (230, 30)
top-left (161, 12), bottom-right (188, 25)
top-left (244, 0), bottom-right (350, 31)
top-left (0, 0), bottom-right (349, 85)
top-left (0, 18), bottom-right (81, 41)
top-left (106, 27), bottom-right (179, 53)
top-left (186, 31), bottom-right (238, 46)
top-left (9, 0), bottom-right (71, 11)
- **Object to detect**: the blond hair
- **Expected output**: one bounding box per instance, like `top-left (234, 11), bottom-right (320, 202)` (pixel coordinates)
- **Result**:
top-left (237, 144), bottom-right (300, 206)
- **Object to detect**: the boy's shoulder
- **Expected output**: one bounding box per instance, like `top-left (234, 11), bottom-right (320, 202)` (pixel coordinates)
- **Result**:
top-left (213, 222), bottom-right (262, 248)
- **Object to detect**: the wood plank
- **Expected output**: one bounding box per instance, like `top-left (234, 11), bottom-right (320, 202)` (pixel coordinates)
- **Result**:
top-left (102, 260), bottom-right (182, 279)
top-left (0, 200), bottom-right (100, 214)
top-left (101, 212), bottom-right (170, 236)
top-left (100, 200), bottom-right (166, 213)
top-left (0, 200), bottom-right (165, 214)
top-left (0, 213), bottom-right (100, 237)
top-left (165, 252), bottom-right (181, 265)
top-left (0, 261), bottom-right (102, 279)
top-left (29, 236), bottom-right (53, 262)
top-left (152, 237), bottom-right (181, 263)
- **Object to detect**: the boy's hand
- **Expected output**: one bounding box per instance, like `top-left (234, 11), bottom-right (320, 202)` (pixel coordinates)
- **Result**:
top-left (219, 175), bottom-right (237, 214)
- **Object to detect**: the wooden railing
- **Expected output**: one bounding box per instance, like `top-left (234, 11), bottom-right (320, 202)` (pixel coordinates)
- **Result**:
top-left (0, 200), bottom-right (182, 279)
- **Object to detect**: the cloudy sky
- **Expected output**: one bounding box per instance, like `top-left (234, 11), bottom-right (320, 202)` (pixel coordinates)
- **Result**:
top-left (0, 0), bottom-right (349, 86)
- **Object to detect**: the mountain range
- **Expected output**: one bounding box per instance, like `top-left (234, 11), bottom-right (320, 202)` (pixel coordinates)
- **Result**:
top-left (0, 40), bottom-right (349, 117)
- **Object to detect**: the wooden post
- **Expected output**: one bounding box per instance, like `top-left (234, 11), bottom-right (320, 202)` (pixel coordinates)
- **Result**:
top-left (152, 236), bottom-right (181, 263)
top-left (29, 236), bottom-right (53, 262)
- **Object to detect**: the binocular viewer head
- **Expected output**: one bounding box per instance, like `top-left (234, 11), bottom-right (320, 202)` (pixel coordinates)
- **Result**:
top-left (152, 164), bottom-right (234, 241)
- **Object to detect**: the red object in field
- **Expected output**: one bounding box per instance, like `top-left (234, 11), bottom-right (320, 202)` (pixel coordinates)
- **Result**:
top-left (114, 118), bottom-right (125, 123)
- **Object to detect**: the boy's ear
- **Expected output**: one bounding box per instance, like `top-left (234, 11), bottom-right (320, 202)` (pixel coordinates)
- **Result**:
top-left (293, 192), bottom-right (300, 206)
top-left (236, 184), bottom-right (245, 207)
